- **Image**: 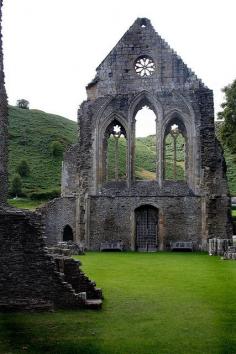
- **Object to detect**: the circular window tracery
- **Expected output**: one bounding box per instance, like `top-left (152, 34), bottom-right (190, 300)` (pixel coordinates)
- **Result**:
top-left (134, 56), bottom-right (156, 77)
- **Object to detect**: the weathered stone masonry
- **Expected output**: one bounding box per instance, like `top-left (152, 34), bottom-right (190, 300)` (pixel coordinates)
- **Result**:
top-left (43, 18), bottom-right (232, 250)
top-left (0, 206), bottom-right (102, 311)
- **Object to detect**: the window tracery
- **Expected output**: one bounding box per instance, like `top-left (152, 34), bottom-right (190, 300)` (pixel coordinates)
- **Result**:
top-left (134, 56), bottom-right (156, 77)
top-left (164, 121), bottom-right (186, 181)
top-left (104, 121), bottom-right (127, 182)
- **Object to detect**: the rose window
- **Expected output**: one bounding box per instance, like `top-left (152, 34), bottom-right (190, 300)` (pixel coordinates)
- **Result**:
top-left (135, 56), bottom-right (155, 77)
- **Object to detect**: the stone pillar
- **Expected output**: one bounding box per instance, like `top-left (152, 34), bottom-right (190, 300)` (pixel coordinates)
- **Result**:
top-left (0, 0), bottom-right (8, 204)
top-left (158, 209), bottom-right (165, 250)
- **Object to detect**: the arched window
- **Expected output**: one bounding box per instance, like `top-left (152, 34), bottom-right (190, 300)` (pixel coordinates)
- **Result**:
top-left (63, 225), bottom-right (74, 241)
top-left (135, 105), bottom-right (157, 180)
top-left (103, 120), bottom-right (127, 182)
top-left (164, 119), bottom-right (186, 181)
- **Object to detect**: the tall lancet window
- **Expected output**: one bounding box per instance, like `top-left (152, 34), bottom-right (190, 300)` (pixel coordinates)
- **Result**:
top-left (104, 120), bottom-right (127, 182)
top-left (164, 121), bottom-right (186, 181)
top-left (135, 106), bottom-right (157, 180)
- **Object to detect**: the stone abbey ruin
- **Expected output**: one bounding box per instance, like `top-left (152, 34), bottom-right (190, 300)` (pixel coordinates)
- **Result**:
top-left (41, 18), bottom-right (232, 251)
top-left (0, 9), bottom-right (233, 310)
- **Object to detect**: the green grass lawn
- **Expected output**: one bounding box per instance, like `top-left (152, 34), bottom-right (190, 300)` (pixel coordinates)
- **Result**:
top-left (0, 252), bottom-right (236, 354)
top-left (8, 198), bottom-right (46, 210)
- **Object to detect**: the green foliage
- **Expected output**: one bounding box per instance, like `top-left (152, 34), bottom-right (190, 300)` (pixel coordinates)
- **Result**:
top-left (218, 79), bottom-right (236, 153)
top-left (214, 120), bottom-right (224, 141)
top-left (16, 99), bottom-right (29, 109)
top-left (223, 147), bottom-right (236, 195)
top-left (8, 105), bottom-right (77, 196)
top-left (16, 159), bottom-right (30, 177)
top-left (11, 174), bottom-right (22, 196)
top-left (50, 140), bottom-right (64, 158)
top-left (30, 189), bottom-right (60, 201)
top-left (1, 253), bottom-right (236, 354)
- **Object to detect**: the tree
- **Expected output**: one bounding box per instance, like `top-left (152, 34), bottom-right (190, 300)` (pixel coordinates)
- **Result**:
top-left (16, 99), bottom-right (29, 109)
top-left (17, 160), bottom-right (30, 177)
top-left (49, 140), bottom-right (64, 158)
top-left (218, 79), bottom-right (236, 153)
top-left (11, 174), bottom-right (22, 197)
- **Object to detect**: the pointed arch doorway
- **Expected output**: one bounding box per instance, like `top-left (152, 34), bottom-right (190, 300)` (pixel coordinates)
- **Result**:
top-left (135, 205), bottom-right (158, 252)
top-left (63, 225), bottom-right (74, 242)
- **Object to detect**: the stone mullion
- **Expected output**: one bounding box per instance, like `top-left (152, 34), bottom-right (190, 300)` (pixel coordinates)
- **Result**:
top-left (114, 136), bottom-right (119, 181)
top-left (173, 135), bottom-right (177, 180)
top-left (159, 127), bottom-right (164, 187)
top-left (155, 118), bottom-right (159, 180)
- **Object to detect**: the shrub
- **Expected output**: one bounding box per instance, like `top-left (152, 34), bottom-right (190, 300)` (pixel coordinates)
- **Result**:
top-left (16, 99), bottom-right (29, 109)
top-left (218, 79), bottom-right (236, 154)
top-left (49, 140), bottom-right (64, 158)
top-left (11, 174), bottom-right (22, 197)
top-left (30, 189), bottom-right (60, 201)
top-left (17, 160), bottom-right (30, 177)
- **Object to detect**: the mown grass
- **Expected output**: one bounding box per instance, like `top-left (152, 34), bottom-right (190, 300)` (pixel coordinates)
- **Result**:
top-left (8, 198), bottom-right (46, 210)
top-left (0, 252), bottom-right (236, 354)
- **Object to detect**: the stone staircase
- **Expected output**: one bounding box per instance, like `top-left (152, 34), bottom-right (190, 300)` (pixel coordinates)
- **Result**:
top-left (50, 252), bottom-right (103, 309)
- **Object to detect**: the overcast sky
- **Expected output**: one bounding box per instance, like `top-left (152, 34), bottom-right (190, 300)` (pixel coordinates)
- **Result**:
top-left (2, 0), bottom-right (236, 131)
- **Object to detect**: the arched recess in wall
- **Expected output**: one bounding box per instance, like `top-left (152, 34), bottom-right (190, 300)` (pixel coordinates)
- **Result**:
top-left (63, 225), bottom-right (74, 241)
top-left (102, 119), bottom-right (127, 182)
top-left (163, 116), bottom-right (187, 181)
top-left (134, 101), bottom-right (157, 180)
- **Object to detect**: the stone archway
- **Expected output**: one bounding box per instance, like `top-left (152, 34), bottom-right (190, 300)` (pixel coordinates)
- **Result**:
top-left (63, 225), bottom-right (74, 242)
top-left (135, 205), bottom-right (158, 252)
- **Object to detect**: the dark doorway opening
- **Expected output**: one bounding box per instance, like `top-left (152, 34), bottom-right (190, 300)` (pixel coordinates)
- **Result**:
top-left (63, 225), bottom-right (74, 241)
top-left (135, 205), bottom-right (158, 252)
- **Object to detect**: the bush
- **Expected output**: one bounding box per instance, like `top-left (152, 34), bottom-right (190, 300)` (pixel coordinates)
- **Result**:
top-left (49, 141), bottom-right (64, 158)
top-left (16, 99), bottom-right (29, 109)
top-left (17, 160), bottom-right (30, 177)
top-left (30, 189), bottom-right (60, 201)
top-left (11, 174), bottom-right (22, 197)
top-left (218, 79), bottom-right (236, 154)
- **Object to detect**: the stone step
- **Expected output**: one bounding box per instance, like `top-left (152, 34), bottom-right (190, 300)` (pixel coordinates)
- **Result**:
top-left (85, 299), bottom-right (102, 310)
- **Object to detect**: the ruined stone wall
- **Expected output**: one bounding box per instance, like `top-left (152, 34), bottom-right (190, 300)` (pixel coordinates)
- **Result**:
top-left (88, 195), bottom-right (202, 250)
top-left (61, 144), bottom-right (79, 197)
top-left (39, 197), bottom-right (76, 245)
top-left (72, 18), bottom-right (232, 248)
top-left (77, 91), bottom-right (232, 250)
top-left (0, 0), bottom-right (8, 203)
top-left (195, 88), bottom-right (232, 239)
top-left (0, 206), bottom-right (85, 311)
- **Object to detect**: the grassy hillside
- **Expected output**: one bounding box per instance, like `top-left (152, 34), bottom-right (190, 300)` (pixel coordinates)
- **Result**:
top-left (108, 134), bottom-right (187, 181)
top-left (8, 106), bottom-right (77, 196)
top-left (7, 106), bottom-right (236, 203)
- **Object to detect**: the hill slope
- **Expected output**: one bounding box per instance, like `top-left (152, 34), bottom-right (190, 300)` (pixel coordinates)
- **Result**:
top-left (7, 106), bottom-right (236, 198)
top-left (8, 106), bottom-right (77, 195)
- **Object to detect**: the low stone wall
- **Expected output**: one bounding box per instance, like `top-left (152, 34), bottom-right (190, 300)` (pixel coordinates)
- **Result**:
top-left (39, 197), bottom-right (76, 245)
top-left (0, 205), bottom-right (102, 311)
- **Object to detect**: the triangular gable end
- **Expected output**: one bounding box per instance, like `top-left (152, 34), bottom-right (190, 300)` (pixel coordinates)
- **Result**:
top-left (86, 18), bottom-right (206, 100)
